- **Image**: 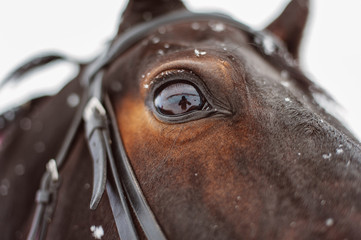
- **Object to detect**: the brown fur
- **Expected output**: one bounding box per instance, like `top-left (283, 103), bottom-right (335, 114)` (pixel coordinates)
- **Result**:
top-left (1, 0), bottom-right (361, 239)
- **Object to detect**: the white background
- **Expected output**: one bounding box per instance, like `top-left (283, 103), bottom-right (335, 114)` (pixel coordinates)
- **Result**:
top-left (0, 0), bottom-right (360, 139)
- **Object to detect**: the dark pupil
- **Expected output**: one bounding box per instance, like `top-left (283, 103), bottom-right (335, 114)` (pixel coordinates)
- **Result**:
top-left (154, 82), bottom-right (204, 115)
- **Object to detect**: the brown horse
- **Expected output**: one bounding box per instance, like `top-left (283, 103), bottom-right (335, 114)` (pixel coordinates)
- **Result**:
top-left (1, 0), bottom-right (361, 239)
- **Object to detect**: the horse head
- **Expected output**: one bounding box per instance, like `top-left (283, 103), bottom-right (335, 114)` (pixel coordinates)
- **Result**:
top-left (1, 0), bottom-right (360, 239)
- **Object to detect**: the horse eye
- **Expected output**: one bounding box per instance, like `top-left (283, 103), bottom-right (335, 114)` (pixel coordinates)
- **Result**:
top-left (154, 82), bottom-right (205, 116)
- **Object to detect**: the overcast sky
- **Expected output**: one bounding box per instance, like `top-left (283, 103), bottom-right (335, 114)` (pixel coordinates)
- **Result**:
top-left (0, 0), bottom-right (360, 139)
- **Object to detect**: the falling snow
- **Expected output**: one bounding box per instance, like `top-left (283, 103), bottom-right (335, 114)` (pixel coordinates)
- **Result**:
top-left (191, 22), bottom-right (200, 30)
top-left (90, 225), bottom-right (104, 239)
top-left (336, 148), bottom-right (344, 154)
top-left (110, 81), bottom-right (122, 92)
top-left (209, 22), bottom-right (225, 32)
top-left (281, 70), bottom-right (289, 79)
top-left (67, 93), bottom-right (80, 108)
top-left (325, 218), bottom-right (334, 227)
top-left (194, 49), bottom-right (207, 57)
top-left (281, 81), bottom-right (290, 87)
top-left (142, 12), bottom-right (152, 21)
top-left (0, 179), bottom-right (10, 196)
top-left (4, 111), bottom-right (15, 121)
top-left (34, 141), bottom-right (46, 153)
top-left (0, 185), bottom-right (8, 196)
top-left (19, 118), bottom-right (32, 131)
top-left (14, 164), bottom-right (25, 176)
top-left (151, 37), bottom-right (160, 44)
top-left (158, 27), bottom-right (166, 34)
top-left (261, 35), bottom-right (276, 55)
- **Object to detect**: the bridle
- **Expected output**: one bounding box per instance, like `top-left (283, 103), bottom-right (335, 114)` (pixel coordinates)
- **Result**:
top-left (20, 10), bottom-right (315, 240)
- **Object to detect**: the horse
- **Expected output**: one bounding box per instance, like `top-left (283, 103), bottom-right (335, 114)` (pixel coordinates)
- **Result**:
top-left (1, 0), bottom-right (361, 239)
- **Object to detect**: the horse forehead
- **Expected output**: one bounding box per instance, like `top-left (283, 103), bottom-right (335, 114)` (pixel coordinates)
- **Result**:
top-left (140, 20), bottom-right (282, 78)
top-left (141, 24), bottom-right (282, 90)
top-left (108, 20), bottom-right (259, 85)
top-left (142, 20), bottom-right (250, 51)
top-left (108, 18), bottom-right (293, 110)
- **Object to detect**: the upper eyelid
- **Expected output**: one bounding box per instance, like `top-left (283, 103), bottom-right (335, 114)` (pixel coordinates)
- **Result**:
top-left (153, 69), bottom-right (196, 84)
top-left (149, 69), bottom-right (207, 93)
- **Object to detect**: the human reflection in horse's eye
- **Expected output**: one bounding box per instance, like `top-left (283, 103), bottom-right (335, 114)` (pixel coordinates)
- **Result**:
top-left (154, 82), bottom-right (205, 115)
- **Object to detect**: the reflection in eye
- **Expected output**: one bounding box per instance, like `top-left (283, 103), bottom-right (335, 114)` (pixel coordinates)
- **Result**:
top-left (154, 82), bottom-right (205, 115)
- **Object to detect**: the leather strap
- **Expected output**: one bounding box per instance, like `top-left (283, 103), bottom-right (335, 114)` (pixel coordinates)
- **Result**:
top-left (27, 167), bottom-right (61, 240)
top-left (104, 95), bottom-right (167, 240)
top-left (83, 11), bottom-right (250, 82)
top-left (1, 53), bottom-right (77, 88)
top-left (83, 96), bottom-right (108, 210)
top-left (83, 70), bottom-right (140, 239)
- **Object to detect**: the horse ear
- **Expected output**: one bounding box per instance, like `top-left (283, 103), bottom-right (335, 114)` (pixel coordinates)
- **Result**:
top-left (117, 0), bottom-right (187, 33)
top-left (265, 0), bottom-right (310, 59)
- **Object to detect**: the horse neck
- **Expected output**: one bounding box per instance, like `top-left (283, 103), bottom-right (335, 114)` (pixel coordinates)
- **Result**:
top-left (0, 76), bottom-right (83, 239)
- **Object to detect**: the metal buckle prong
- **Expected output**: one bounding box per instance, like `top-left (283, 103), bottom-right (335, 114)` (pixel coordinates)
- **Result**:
top-left (83, 97), bottom-right (106, 121)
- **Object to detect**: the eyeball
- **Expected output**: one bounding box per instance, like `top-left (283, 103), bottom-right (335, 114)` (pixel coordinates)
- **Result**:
top-left (154, 82), bottom-right (205, 116)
